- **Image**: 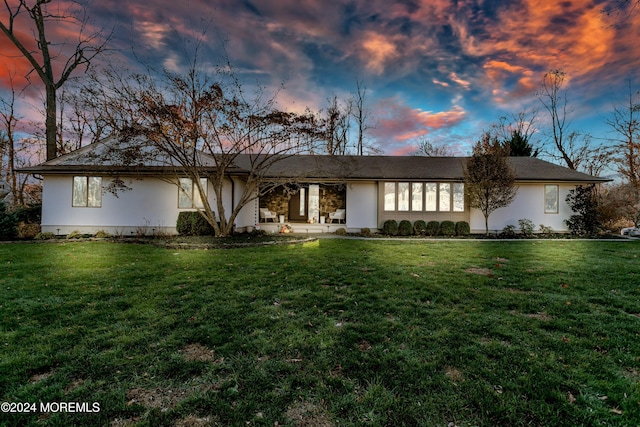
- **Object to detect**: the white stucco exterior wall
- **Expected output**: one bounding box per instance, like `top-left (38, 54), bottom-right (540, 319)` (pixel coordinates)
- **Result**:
top-left (346, 181), bottom-right (378, 231)
top-left (41, 175), bottom-right (234, 235)
top-left (469, 183), bottom-right (576, 233)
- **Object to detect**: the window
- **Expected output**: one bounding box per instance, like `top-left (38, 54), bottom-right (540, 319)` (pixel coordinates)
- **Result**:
top-left (179, 178), bottom-right (207, 209)
top-left (398, 182), bottom-right (410, 211)
top-left (439, 183), bottom-right (451, 212)
top-left (73, 176), bottom-right (102, 207)
top-left (299, 187), bottom-right (306, 216)
top-left (545, 185), bottom-right (559, 214)
top-left (384, 182), bottom-right (396, 211)
top-left (411, 183), bottom-right (423, 211)
top-left (453, 183), bottom-right (465, 212)
top-left (383, 182), bottom-right (464, 213)
top-left (425, 183), bottom-right (437, 211)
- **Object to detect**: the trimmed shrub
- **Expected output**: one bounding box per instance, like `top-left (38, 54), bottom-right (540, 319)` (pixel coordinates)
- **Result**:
top-left (335, 227), bottom-right (347, 235)
top-left (382, 219), bottom-right (399, 236)
top-left (439, 220), bottom-right (456, 236)
top-left (455, 221), bottom-right (470, 236)
top-left (398, 220), bottom-right (413, 236)
top-left (426, 221), bottom-right (440, 236)
top-left (413, 220), bottom-right (427, 235)
top-left (360, 227), bottom-right (371, 236)
top-left (176, 211), bottom-right (215, 236)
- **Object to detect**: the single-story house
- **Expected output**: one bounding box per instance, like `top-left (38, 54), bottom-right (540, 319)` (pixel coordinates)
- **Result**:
top-left (19, 135), bottom-right (609, 235)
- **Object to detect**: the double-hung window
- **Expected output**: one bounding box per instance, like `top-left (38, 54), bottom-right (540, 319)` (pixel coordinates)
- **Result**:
top-left (179, 178), bottom-right (208, 209)
top-left (73, 176), bottom-right (102, 207)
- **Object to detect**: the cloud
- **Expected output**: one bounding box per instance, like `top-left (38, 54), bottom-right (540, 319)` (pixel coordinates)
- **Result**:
top-left (455, 0), bottom-right (621, 101)
top-left (371, 97), bottom-right (467, 150)
top-left (359, 32), bottom-right (399, 74)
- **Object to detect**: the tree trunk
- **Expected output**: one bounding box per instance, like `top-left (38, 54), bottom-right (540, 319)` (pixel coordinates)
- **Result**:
top-left (45, 84), bottom-right (57, 161)
top-left (484, 214), bottom-right (489, 236)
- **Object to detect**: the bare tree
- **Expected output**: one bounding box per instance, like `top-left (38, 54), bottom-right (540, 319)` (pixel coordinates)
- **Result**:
top-left (414, 138), bottom-right (455, 156)
top-left (321, 95), bottom-right (351, 155)
top-left (492, 111), bottom-right (540, 157)
top-left (465, 132), bottom-right (518, 235)
top-left (94, 48), bottom-right (321, 237)
top-left (0, 81), bottom-right (18, 205)
top-left (606, 82), bottom-right (640, 225)
top-left (351, 78), bottom-right (373, 156)
top-left (0, 0), bottom-right (111, 160)
top-left (537, 70), bottom-right (597, 170)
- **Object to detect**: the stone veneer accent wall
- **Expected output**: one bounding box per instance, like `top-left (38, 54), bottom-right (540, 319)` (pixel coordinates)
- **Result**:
top-left (260, 184), bottom-right (346, 222)
top-left (320, 185), bottom-right (346, 216)
top-left (260, 188), bottom-right (290, 220)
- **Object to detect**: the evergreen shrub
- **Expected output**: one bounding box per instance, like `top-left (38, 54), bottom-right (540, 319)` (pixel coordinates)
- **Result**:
top-left (426, 221), bottom-right (440, 236)
top-left (382, 220), bottom-right (399, 236)
top-left (455, 221), bottom-right (470, 236)
top-left (439, 220), bottom-right (456, 236)
top-left (176, 211), bottom-right (215, 236)
top-left (413, 220), bottom-right (427, 235)
top-left (398, 220), bottom-right (413, 236)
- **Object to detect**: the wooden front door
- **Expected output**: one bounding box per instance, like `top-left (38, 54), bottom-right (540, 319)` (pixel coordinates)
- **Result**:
top-left (288, 188), bottom-right (308, 222)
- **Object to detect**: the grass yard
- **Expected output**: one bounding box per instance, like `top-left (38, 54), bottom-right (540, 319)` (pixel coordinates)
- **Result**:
top-left (1, 239), bottom-right (639, 427)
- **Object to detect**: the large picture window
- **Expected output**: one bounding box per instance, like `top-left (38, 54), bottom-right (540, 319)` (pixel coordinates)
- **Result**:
top-left (73, 176), bottom-right (102, 207)
top-left (545, 185), bottom-right (559, 214)
top-left (179, 178), bottom-right (208, 209)
top-left (384, 182), bottom-right (464, 213)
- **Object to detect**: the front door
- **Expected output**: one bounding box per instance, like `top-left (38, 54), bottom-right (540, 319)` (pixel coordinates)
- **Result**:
top-left (288, 187), bottom-right (308, 222)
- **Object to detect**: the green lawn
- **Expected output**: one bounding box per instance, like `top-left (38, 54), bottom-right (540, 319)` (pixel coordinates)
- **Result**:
top-left (1, 239), bottom-right (639, 426)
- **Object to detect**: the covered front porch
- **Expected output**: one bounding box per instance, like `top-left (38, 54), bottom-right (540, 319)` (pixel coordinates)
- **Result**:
top-left (258, 183), bottom-right (347, 229)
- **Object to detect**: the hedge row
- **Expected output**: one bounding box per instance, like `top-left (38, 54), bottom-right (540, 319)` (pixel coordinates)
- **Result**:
top-left (382, 219), bottom-right (470, 236)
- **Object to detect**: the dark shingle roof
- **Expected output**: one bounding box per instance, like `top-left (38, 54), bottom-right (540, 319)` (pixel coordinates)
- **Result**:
top-left (18, 136), bottom-right (609, 183)
top-left (247, 155), bottom-right (608, 183)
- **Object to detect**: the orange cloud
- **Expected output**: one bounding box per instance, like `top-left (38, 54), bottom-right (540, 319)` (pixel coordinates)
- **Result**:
top-left (360, 32), bottom-right (399, 74)
top-left (452, 0), bottom-right (620, 104)
top-left (372, 98), bottom-right (467, 142)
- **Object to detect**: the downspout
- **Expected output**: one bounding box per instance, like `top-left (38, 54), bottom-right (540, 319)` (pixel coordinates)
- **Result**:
top-left (229, 174), bottom-right (235, 233)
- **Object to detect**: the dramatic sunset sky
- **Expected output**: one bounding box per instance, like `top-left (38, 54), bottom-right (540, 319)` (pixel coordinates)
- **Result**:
top-left (1, 0), bottom-right (639, 156)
